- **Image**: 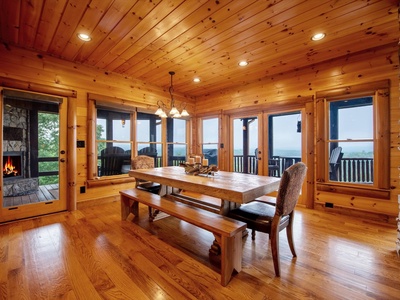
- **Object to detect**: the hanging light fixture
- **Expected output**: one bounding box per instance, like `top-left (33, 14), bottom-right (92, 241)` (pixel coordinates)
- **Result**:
top-left (154, 71), bottom-right (189, 118)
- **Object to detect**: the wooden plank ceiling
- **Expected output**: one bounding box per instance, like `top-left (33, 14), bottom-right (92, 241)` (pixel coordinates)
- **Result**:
top-left (0, 0), bottom-right (398, 98)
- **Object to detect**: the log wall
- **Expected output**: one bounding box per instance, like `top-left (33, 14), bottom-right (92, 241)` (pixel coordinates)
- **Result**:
top-left (0, 43), bottom-right (398, 220)
top-left (195, 44), bottom-right (399, 221)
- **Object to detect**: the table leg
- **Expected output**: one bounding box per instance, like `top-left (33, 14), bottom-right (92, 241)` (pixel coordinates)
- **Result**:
top-left (148, 185), bottom-right (172, 221)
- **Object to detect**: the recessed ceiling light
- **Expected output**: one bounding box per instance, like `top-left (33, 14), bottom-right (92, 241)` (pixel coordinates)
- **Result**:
top-left (311, 33), bottom-right (325, 41)
top-left (78, 33), bottom-right (91, 41)
top-left (193, 77), bottom-right (201, 83)
top-left (238, 60), bottom-right (248, 67)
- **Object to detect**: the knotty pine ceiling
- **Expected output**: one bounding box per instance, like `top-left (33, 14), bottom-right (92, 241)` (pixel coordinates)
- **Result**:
top-left (0, 0), bottom-right (398, 98)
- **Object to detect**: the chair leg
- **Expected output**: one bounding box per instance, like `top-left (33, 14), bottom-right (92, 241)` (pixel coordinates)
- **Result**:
top-left (251, 229), bottom-right (256, 240)
top-left (270, 217), bottom-right (282, 277)
top-left (286, 212), bottom-right (297, 257)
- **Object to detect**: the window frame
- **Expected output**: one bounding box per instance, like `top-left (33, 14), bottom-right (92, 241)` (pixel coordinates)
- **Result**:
top-left (199, 116), bottom-right (220, 167)
top-left (166, 117), bottom-right (189, 166)
top-left (87, 96), bottom-right (138, 185)
top-left (315, 80), bottom-right (390, 199)
top-left (87, 94), bottom-right (191, 186)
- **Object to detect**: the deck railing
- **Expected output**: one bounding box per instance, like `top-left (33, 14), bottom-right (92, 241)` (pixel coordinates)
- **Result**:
top-left (155, 155), bottom-right (374, 184)
top-left (338, 158), bottom-right (373, 183)
top-left (233, 155), bottom-right (373, 183)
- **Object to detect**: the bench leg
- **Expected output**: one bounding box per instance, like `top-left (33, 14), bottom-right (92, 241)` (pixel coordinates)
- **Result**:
top-left (120, 195), bottom-right (139, 220)
top-left (218, 232), bottom-right (243, 286)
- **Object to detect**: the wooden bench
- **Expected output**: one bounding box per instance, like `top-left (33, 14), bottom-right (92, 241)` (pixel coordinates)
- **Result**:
top-left (120, 188), bottom-right (247, 286)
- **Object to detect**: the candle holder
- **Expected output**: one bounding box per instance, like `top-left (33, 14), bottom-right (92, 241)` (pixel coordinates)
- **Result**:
top-left (180, 162), bottom-right (218, 176)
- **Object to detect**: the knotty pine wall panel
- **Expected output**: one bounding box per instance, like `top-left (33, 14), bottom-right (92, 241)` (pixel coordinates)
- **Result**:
top-left (196, 43), bottom-right (399, 219)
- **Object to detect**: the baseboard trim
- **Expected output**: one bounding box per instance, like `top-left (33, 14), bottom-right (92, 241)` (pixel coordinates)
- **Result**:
top-left (314, 202), bottom-right (396, 224)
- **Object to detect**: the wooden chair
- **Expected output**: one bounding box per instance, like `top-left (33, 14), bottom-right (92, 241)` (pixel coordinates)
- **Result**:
top-left (268, 157), bottom-right (280, 177)
top-left (100, 146), bottom-right (126, 176)
top-left (329, 147), bottom-right (343, 181)
top-left (138, 147), bottom-right (158, 165)
top-left (131, 155), bottom-right (161, 194)
top-left (255, 148), bottom-right (280, 176)
top-left (228, 162), bottom-right (307, 276)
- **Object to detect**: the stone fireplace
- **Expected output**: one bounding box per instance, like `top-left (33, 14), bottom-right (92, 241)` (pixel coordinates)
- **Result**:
top-left (3, 105), bottom-right (39, 197)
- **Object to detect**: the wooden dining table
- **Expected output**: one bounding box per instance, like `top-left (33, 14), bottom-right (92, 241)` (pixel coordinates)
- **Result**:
top-left (128, 166), bottom-right (281, 264)
top-left (128, 166), bottom-right (281, 216)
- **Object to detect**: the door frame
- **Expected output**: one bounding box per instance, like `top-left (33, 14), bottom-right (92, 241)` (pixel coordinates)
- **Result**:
top-left (0, 81), bottom-right (77, 222)
top-left (263, 107), bottom-right (308, 205)
top-left (228, 111), bottom-right (263, 174)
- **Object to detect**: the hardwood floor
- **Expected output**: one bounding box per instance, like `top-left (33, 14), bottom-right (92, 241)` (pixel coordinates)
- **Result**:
top-left (0, 199), bottom-right (399, 299)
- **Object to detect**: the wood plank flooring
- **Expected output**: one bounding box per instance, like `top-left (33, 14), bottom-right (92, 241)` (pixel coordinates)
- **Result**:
top-left (0, 200), bottom-right (399, 299)
top-left (2, 184), bottom-right (59, 207)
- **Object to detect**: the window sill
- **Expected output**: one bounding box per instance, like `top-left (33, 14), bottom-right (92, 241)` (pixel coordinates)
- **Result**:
top-left (87, 175), bottom-right (136, 188)
top-left (316, 182), bottom-right (390, 200)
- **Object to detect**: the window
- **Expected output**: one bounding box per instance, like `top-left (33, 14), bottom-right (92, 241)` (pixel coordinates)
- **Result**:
top-left (232, 116), bottom-right (258, 174)
top-left (87, 95), bottom-right (137, 182)
top-left (166, 118), bottom-right (187, 166)
top-left (201, 118), bottom-right (219, 166)
top-left (87, 94), bottom-right (191, 184)
top-left (268, 111), bottom-right (302, 177)
top-left (96, 109), bottom-right (132, 177)
top-left (137, 112), bottom-right (162, 167)
top-left (328, 97), bottom-right (373, 183)
top-left (316, 81), bottom-right (389, 197)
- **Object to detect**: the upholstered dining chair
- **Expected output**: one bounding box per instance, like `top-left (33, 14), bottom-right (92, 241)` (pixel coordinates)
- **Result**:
top-left (228, 162), bottom-right (307, 277)
top-left (131, 155), bottom-right (161, 194)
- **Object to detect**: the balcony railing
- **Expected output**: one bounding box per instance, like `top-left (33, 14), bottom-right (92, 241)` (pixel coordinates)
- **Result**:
top-left (154, 155), bottom-right (374, 184)
top-left (233, 155), bottom-right (373, 183)
top-left (338, 158), bottom-right (373, 184)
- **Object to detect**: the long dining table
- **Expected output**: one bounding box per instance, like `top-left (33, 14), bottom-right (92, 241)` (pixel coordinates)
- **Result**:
top-left (128, 166), bottom-right (281, 215)
top-left (128, 166), bottom-right (281, 263)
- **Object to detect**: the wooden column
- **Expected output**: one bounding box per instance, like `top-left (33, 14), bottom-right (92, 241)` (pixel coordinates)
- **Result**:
top-left (67, 97), bottom-right (77, 211)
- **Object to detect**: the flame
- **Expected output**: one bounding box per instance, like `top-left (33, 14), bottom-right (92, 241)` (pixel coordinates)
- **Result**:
top-left (3, 156), bottom-right (18, 176)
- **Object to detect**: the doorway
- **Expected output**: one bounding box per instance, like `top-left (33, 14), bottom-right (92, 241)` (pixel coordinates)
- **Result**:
top-left (267, 111), bottom-right (302, 177)
top-left (230, 114), bottom-right (260, 174)
top-left (0, 89), bottom-right (67, 222)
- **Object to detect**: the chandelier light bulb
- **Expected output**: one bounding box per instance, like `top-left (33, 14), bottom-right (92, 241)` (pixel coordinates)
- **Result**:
top-left (181, 109), bottom-right (189, 117)
top-left (170, 106), bottom-right (179, 115)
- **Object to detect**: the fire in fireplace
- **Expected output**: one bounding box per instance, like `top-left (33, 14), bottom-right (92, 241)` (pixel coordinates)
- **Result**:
top-left (3, 152), bottom-right (23, 179)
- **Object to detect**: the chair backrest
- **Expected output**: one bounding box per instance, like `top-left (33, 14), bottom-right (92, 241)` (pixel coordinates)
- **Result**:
top-left (329, 147), bottom-right (342, 164)
top-left (138, 146), bottom-right (157, 155)
top-left (100, 146), bottom-right (125, 176)
top-left (131, 155), bottom-right (155, 170)
top-left (275, 162), bottom-right (307, 216)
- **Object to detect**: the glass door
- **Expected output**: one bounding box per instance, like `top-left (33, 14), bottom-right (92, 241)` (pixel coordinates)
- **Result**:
top-left (231, 115), bottom-right (260, 174)
top-left (267, 111), bottom-right (302, 177)
top-left (0, 89), bottom-right (67, 222)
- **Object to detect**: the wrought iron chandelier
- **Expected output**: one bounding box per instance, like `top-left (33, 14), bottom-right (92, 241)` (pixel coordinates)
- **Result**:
top-left (154, 71), bottom-right (189, 118)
